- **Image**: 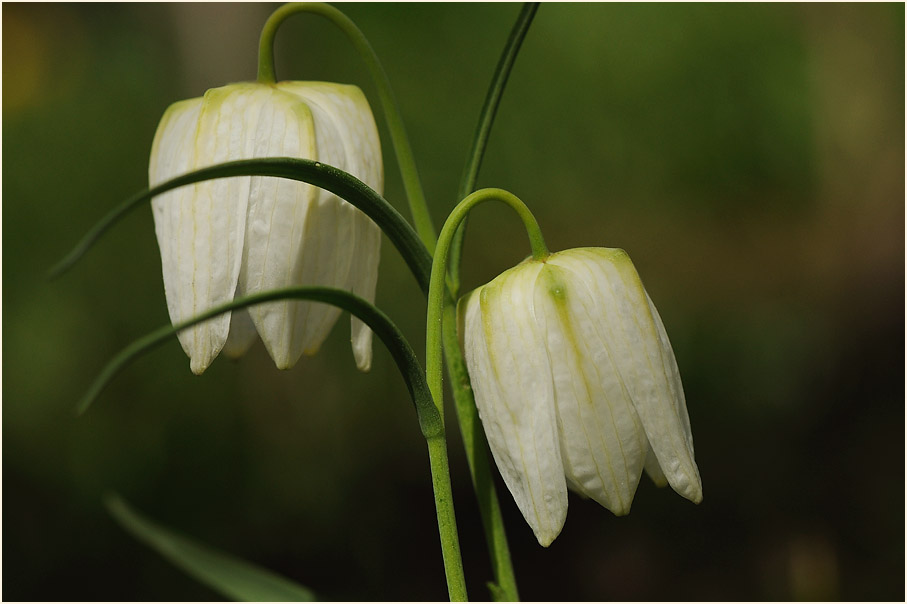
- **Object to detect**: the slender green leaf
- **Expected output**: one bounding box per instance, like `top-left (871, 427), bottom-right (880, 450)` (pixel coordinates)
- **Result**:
top-left (106, 493), bottom-right (316, 602)
top-left (75, 286), bottom-right (442, 439)
top-left (449, 3), bottom-right (540, 297)
top-left (49, 158), bottom-right (432, 294)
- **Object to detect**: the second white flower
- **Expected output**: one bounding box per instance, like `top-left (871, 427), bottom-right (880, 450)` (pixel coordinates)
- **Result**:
top-left (458, 247), bottom-right (702, 546)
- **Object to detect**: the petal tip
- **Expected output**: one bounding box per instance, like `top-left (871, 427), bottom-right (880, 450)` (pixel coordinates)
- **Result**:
top-left (274, 359), bottom-right (295, 371)
top-left (611, 502), bottom-right (632, 517)
top-left (534, 526), bottom-right (561, 548)
top-left (189, 357), bottom-right (210, 376)
top-left (352, 336), bottom-right (372, 373)
top-left (675, 476), bottom-right (703, 505)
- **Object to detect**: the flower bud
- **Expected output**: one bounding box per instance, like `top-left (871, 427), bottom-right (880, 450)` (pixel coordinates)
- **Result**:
top-left (149, 81), bottom-right (382, 374)
top-left (458, 247), bottom-right (701, 546)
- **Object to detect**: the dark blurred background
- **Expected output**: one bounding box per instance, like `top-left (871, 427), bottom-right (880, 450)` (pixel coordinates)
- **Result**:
top-left (3, 3), bottom-right (904, 601)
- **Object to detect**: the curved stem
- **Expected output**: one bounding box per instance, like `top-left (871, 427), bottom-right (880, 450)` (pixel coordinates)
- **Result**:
top-left (256, 2), bottom-right (436, 252)
top-left (257, 4), bottom-right (293, 83)
top-left (450, 3), bottom-right (539, 297)
top-left (49, 158), bottom-right (433, 295)
top-left (424, 189), bottom-right (545, 600)
top-left (426, 188), bottom-right (548, 427)
top-left (423, 189), bottom-right (545, 599)
top-left (433, 190), bottom-right (545, 604)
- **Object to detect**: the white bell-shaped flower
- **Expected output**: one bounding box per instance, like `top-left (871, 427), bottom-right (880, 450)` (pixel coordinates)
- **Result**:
top-left (458, 247), bottom-right (702, 547)
top-left (148, 81), bottom-right (383, 375)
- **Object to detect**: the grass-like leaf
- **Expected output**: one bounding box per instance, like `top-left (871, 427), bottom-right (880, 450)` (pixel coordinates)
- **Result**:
top-left (49, 157), bottom-right (432, 293)
top-left (449, 3), bottom-right (540, 296)
top-left (75, 286), bottom-right (443, 440)
top-left (106, 493), bottom-right (316, 602)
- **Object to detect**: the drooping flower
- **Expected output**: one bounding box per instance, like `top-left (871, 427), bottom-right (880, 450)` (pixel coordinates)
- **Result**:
top-left (457, 247), bottom-right (702, 547)
top-left (148, 81), bottom-right (383, 375)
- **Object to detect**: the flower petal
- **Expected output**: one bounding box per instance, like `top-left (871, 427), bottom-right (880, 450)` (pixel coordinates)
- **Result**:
top-left (561, 248), bottom-right (702, 504)
top-left (347, 211), bottom-right (380, 371)
top-left (279, 83), bottom-right (383, 372)
top-left (150, 84), bottom-right (266, 374)
top-left (149, 98), bottom-right (202, 357)
top-left (235, 87), bottom-right (320, 369)
top-left (278, 83), bottom-right (383, 192)
top-left (459, 264), bottom-right (567, 546)
top-left (240, 84), bottom-right (382, 370)
top-left (535, 263), bottom-right (648, 515)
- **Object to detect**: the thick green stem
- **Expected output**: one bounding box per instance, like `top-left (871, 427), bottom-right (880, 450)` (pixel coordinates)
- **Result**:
top-left (426, 187), bottom-right (548, 448)
top-left (425, 189), bottom-right (545, 601)
top-left (425, 189), bottom-right (548, 600)
top-left (427, 435), bottom-right (468, 602)
top-left (256, 2), bottom-right (437, 252)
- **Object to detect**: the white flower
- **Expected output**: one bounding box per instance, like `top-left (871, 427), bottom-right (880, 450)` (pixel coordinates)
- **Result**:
top-left (148, 81), bottom-right (383, 374)
top-left (458, 247), bottom-right (702, 546)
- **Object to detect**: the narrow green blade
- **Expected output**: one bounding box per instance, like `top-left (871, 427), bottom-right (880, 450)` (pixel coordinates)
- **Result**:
top-left (106, 494), bottom-right (316, 602)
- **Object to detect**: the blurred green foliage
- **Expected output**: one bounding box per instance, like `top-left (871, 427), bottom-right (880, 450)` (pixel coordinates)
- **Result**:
top-left (3, 3), bottom-right (903, 600)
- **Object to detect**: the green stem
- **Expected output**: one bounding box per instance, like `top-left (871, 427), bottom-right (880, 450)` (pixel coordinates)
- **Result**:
top-left (256, 2), bottom-right (437, 253)
top-left (425, 189), bottom-right (545, 601)
top-left (425, 189), bottom-right (548, 600)
top-left (423, 189), bottom-right (544, 600)
top-left (257, 4), bottom-right (289, 83)
top-left (427, 435), bottom-right (468, 602)
top-left (426, 187), bottom-right (548, 446)
top-left (450, 3), bottom-right (539, 297)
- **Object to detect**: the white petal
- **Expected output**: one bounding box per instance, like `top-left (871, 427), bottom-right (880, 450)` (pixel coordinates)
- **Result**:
top-left (645, 290), bottom-right (695, 453)
top-left (277, 82), bottom-right (383, 192)
top-left (149, 85), bottom-right (260, 374)
top-left (535, 263), bottom-right (647, 515)
top-left (279, 83), bottom-right (383, 370)
top-left (459, 264), bottom-right (567, 546)
top-left (236, 87), bottom-right (317, 369)
top-left (149, 98), bottom-right (202, 360)
top-left (347, 210), bottom-right (381, 371)
top-left (555, 248), bottom-right (701, 503)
